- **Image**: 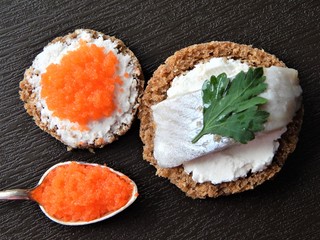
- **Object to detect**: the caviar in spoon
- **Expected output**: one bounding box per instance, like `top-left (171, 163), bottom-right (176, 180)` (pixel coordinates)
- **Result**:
top-left (0, 161), bottom-right (138, 226)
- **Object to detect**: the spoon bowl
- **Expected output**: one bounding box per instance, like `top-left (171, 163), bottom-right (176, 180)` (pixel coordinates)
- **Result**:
top-left (0, 161), bottom-right (138, 226)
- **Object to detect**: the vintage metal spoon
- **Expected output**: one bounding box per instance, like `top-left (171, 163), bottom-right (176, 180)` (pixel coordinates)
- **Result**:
top-left (0, 161), bottom-right (138, 226)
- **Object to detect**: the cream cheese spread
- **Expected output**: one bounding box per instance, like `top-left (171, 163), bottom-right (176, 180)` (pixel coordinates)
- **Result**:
top-left (27, 29), bottom-right (138, 147)
top-left (183, 128), bottom-right (285, 184)
top-left (152, 57), bottom-right (302, 184)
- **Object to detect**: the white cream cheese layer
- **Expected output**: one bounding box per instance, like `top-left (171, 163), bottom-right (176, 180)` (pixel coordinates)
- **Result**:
top-left (27, 29), bottom-right (138, 147)
top-left (152, 57), bottom-right (302, 184)
top-left (183, 128), bottom-right (285, 184)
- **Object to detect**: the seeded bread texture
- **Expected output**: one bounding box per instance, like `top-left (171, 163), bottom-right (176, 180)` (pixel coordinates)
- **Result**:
top-left (138, 41), bottom-right (303, 199)
top-left (20, 29), bottom-right (144, 149)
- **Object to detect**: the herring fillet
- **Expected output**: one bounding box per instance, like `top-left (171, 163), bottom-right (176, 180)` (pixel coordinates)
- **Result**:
top-left (152, 91), bottom-right (233, 168)
top-left (151, 66), bottom-right (302, 168)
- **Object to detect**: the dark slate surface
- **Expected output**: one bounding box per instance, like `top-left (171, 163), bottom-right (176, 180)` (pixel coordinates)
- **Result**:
top-left (0, 0), bottom-right (319, 239)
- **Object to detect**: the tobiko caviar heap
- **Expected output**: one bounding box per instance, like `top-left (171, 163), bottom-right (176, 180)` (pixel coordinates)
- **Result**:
top-left (41, 41), bottom-right (122, 129)
top-left (31, 162), bottom-right (135, 222)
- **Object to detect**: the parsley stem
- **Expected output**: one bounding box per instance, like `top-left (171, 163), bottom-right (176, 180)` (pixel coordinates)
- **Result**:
top-left (192, 130), bottom-right (205, 144)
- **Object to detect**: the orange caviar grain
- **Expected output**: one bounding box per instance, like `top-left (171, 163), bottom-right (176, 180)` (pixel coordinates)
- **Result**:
top-left (124, 72), bottom-right (129, 78)
top-left (41, 42), bottom-right (123, 128)
top-left (31, 162), bottom-right (134, 222)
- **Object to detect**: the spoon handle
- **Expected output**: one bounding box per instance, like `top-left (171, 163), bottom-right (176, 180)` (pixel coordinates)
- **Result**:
top-left (0, 189), bottom-right (31, 200)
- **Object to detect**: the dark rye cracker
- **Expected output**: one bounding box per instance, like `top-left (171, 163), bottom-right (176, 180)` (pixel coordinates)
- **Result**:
top-left (20, 29), bottom-right (144, 149)
top-left (138, 41), bottom-right (303, 199)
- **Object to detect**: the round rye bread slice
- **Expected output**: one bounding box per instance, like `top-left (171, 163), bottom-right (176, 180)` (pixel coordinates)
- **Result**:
top-left (138, 41), bottom-right (303, 199)
top-left (20, 29), bottom-right (144, 149)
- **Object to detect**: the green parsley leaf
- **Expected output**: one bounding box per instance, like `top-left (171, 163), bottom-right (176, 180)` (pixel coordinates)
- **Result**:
top-left (192, 67), bottom-right (270, 144)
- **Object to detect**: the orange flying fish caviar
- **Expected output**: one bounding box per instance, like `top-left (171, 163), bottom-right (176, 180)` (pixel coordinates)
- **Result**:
top-left (41, 42), bottom-right (123, 129)
top-left (31, 162), bottom-right (134, 222)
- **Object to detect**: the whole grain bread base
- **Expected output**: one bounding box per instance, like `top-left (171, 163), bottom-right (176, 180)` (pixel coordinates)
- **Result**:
top-left (138, 41), bottom-right (303, 199)
top-left (20, 29), bottom-right (144, 149)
